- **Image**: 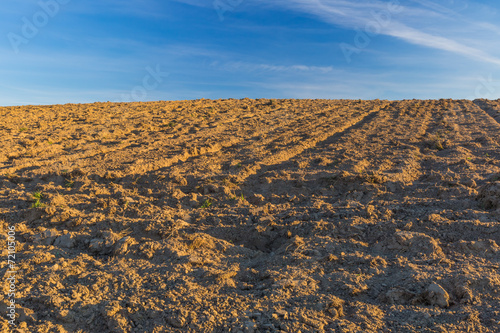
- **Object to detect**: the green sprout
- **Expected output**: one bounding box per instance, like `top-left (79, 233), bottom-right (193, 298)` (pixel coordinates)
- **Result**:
top-left (230, 193), bottom-right (246, 202)
top-left (201, 199), bottom-right (212, 209)
top-left (31, 191), bottom-right (45, 208)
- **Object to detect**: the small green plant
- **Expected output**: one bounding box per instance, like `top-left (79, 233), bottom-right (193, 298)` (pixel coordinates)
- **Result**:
top-left (201, 199), bottom-right (212, 209)
top-left (64, 180), bottom-right (74, 188)
top-left (236, 163), bottom-right (242, 168)
top-left (231, 193), bottom-right (246, 202)
top-left (31, 191), bottom-right (45, 208)
top-left (19, 127), bottom-right (27, 132)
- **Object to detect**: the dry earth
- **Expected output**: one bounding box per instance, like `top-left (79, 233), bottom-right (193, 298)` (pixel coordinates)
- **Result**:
top-left (0, 98), bottom-right (500, 333)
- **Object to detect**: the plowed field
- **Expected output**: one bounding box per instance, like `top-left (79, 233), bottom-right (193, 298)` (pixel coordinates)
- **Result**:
top-left (1, 99), bottom-right (499, 332)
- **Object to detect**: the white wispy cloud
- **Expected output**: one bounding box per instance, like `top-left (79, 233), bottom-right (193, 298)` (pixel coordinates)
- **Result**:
top-left (213, 61), bottom-right (334, 73)
top-left (262, 0), bottom-right (500, 66)
top-left (384, 23), bottom-right (500, 66)
top-left (407, 0), bottom-right (468, 16)
top-left (170, 0), bottom-right (500, 65)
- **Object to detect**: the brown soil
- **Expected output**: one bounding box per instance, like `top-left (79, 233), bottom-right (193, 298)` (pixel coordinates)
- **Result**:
top-left (0, 98), bottom-right (499, 332)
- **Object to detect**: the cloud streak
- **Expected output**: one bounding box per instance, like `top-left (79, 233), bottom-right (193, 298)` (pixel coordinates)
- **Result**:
top-left (174, 0), bottom-right (500, 65)
top-left (213, 61), bottom-right (334, 73)
top-left (385, 23), bottom-right (500, 66)
top-left (258, 0), bottom-right (500, 66)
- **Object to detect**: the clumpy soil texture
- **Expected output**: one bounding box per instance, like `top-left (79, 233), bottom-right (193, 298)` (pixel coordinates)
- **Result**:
top-left (1, 98), bottom-right (500, 333)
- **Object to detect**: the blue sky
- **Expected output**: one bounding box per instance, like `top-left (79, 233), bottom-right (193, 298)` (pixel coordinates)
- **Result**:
top-left (1, 0), bottom-right (500, 106)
